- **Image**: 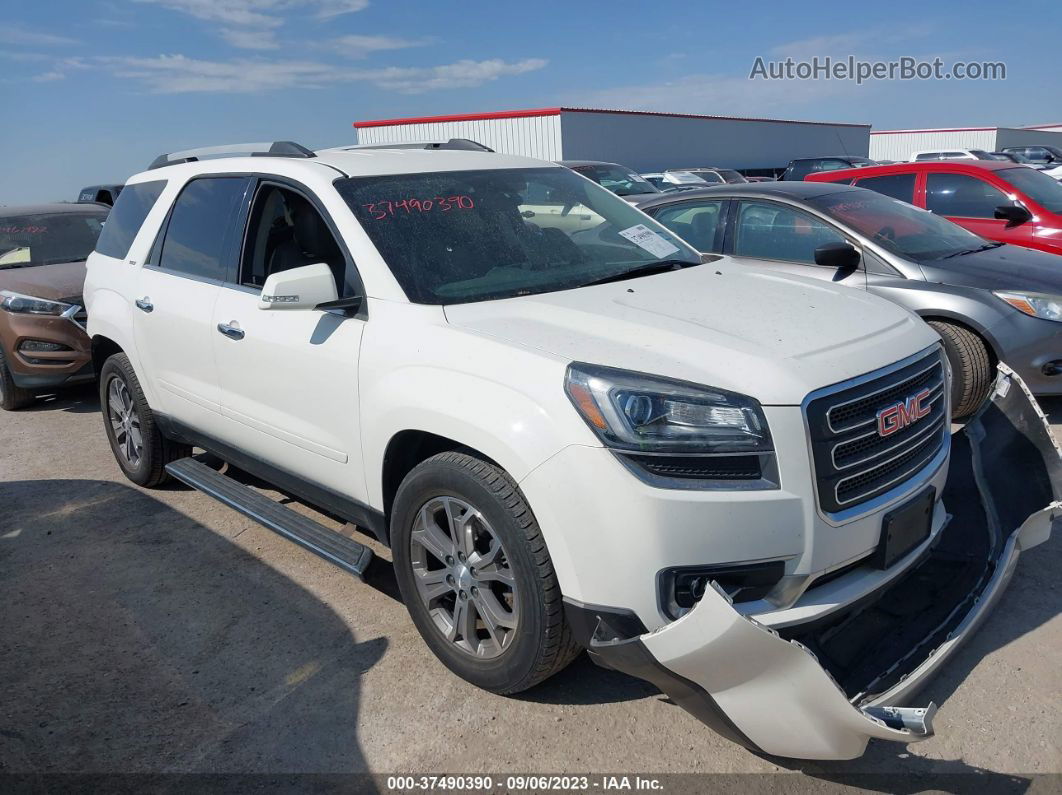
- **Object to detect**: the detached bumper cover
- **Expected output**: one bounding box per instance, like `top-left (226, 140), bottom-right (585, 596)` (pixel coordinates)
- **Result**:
top-left (590, 365), bottom-right (1060, 760)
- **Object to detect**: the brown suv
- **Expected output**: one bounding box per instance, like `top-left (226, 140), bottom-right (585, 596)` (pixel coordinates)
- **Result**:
top-left (0, 203), bottom-right (109, 410)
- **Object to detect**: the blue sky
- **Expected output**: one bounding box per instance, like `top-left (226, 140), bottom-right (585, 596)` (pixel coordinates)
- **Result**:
top-left (2, 0), bottom-right (1060, 203)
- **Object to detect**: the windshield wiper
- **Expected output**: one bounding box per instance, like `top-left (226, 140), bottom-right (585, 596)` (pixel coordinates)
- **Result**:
top-left (578, 259), bottom-right (698, 288)
top-left (940, 241), bottom-right (1004, 259)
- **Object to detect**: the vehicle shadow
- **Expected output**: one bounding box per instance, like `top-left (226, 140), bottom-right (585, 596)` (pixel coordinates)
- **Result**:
top-left (23, 382), bottom-right (99, 414)
top-left (0, 478), bottom-right (386, 780)
top-left (1038, 396), bottom-right (1062, 425)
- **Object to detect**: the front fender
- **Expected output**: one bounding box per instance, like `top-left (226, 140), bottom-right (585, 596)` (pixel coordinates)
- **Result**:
top-left (360, 363), bottom-right (593, 511)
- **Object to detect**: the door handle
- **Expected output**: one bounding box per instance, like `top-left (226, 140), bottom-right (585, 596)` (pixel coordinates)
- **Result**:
top-left (216, 322), bottom-right (245, 341)
top-left (135, 297), bottom-right (153, 313)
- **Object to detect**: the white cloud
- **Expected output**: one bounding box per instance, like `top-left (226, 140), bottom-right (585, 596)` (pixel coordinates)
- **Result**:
top-left (133, 0), bottom-right (283, 27)
top-left (220, 28), bottom-right (280, 49)
top-left (134, 0), bottom-right (369, 28)
top-left (360, 58), bottom-right (548, 94)
top-left (313, 0), bottom-right (370, 18)
top-left (32, 71), bottom-right (67, 83)
top-left (329, 34), bottom-right (427, 59)
top-left (0, 25), bottom-right (78, 46)
top-left (100, 54), bottom-right (548, 94)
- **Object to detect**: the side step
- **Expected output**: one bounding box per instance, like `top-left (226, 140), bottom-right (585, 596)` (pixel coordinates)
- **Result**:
top-left (165, 457), bottom-right (373, 579)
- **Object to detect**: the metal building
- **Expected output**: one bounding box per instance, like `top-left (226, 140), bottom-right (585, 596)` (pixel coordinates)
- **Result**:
top-left (1022, 123), bottom-right (1062, 134)
top-left (353, 107), bottom-right (871, 173)
top-left (870, 125), bottom-right (1062, 160)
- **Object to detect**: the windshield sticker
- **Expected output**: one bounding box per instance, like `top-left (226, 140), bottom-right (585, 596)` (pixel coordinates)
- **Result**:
top-left (361, 196), bottom-right (474, 221)
top-left (618, 224), bottom-right (681, 258)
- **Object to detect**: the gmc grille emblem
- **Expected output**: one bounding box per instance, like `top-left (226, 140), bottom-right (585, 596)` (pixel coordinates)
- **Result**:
top-left (877, 388), bottom-right (933, 437)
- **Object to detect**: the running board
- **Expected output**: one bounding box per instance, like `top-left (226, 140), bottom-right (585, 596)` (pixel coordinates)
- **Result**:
top-left (165, 457), bottom-right (373, 579)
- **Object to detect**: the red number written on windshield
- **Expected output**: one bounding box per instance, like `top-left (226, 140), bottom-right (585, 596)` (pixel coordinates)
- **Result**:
top-left (361, 196), bottom-right (475, 221)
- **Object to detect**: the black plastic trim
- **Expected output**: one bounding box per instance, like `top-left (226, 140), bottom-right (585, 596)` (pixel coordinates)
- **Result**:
top-left (563, 597), bottom-right (648, 649)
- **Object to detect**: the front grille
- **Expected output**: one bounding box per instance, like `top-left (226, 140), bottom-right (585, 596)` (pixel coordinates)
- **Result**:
top-left (805, 349), bottom-right (948, 514)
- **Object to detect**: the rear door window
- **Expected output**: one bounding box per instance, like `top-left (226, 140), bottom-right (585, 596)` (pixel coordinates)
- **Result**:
top-left (95, 180), bottom-right (166, 259)
top-left (853, 173), bottom-right (917, 203)
top-left (156, 177), bottom-right (250, 281)
top-left (652, 200), bottom-right (726, 252)
top-left (925, 173), bottom-right (1009, 218)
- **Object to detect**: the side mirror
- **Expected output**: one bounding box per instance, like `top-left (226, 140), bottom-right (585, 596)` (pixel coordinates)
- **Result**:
top-left (994, 204), bottom-right (1032, 226)
top-left (258, 262), bottom-right (338, 310)
top-left (814, 241), bottom-right (861, 270)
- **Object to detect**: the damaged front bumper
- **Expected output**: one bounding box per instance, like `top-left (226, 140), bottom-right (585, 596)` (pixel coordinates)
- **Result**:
top-left (589, 365), bottom-right (1061, 760)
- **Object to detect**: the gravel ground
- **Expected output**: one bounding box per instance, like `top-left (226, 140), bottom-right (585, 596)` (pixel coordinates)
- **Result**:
top-left (1, 384), bottom-right (1059, 789)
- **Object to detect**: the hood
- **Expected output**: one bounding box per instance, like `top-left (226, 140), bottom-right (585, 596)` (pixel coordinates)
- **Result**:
top-left (0, 261), bottom-right (87, 302)
top-left (443, 260), bottom-right (938, 405)
top-left (919, 244), bottom-right (1062, 293)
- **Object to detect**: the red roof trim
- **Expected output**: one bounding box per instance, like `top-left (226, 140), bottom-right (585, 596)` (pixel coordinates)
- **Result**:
top-left (354, 107), bottom-right (561, 128)
top-left (353, 106), bottom-right (870, 129)
top-left (870, 126), bottom-right (998, 135)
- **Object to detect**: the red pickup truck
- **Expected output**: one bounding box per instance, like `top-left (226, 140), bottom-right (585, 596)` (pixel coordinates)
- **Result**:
top-left (806, 160), bottom-right (1062, 257)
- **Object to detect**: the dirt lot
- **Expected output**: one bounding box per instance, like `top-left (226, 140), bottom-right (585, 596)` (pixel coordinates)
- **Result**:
top-left (1, 384), bottom-right (1060, 788)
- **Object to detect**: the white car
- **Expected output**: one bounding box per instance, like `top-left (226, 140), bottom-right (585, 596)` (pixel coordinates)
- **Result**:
top-left (84, 140), bottom-right (1060, 760)
top-left (909, 148), bottom-right (996, 162)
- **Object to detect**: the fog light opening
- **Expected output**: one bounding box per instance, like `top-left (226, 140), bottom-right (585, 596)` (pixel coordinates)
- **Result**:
top-left (660, 561), bottom-right (786, 620)
top-left (19, 340), bottom-right (72, 353)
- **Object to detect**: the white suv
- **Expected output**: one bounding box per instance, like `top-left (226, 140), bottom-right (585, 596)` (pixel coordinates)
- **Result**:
top-left (85, 140), bottom-right (1058, 760)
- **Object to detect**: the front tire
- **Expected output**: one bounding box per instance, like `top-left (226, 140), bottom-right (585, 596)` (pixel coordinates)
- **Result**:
top-left (0, 348), bottom-right (35, 411)
top-left (929, 321), bottom-right (993, 419)
top-left (100, 353), bottom-right (189, 487)
top-left (391, 451), bottom-right (580, 694)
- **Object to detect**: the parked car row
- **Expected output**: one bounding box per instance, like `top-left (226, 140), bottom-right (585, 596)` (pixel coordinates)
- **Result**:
top-left (907, 146), bottom-right (1062, 180)
top-left (3, 138), bottom-right (1059, 764)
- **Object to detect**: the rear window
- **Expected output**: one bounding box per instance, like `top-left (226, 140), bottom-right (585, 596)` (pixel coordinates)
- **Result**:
top-left (0, 210), bottom-right (108, 269)
top-left (95, 180), bottom-right (166, 259)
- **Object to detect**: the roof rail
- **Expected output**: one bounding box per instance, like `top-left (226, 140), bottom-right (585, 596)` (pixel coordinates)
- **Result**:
top-left (339, 138), bottom-right (495, 153)
top-left (148, 141), bottom-right (316, 170)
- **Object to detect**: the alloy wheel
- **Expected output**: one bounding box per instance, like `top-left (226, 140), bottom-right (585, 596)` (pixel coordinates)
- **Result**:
top-left (107, 377), bottom-right (143, 467)
top-left (409, 496), bottom-right (518, 659)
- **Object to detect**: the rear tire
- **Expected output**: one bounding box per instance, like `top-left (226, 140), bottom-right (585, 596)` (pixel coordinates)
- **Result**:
top-left (100, 353), bottom-right (190, 487)
top-left (929, 320), bottom-right (992, 419)
top-left (0, 349), bottom-right (35, 411)
top-left (391, 451), bottom-right (581, 694)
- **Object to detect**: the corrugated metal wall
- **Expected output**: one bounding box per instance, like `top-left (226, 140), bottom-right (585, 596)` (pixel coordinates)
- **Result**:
top-left (558, 112), bottom-right (869, 171)
top-left (355, 115), bottom-right (563, 159)
top-left (869, 130), bottom-right (997, 160)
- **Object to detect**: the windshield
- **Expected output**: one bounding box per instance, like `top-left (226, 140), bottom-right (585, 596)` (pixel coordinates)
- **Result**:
top-left (336, 167), bottom-right (701, 304)
top-left (0, 211), bottom-right (107, 269)
top-left (570, 164), bottom-right (659, 196)
top-left (998, 166), bottom-right (1062, 214)
top-left (808, 190), bottom-right (986, 261)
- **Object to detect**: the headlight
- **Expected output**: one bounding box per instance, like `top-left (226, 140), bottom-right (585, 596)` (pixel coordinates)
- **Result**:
top-left (994, 290), bottom-right (1062, 322)
top-left (564, 363), bottom-right (772, 454)
top-left (0, 290), bottom-right (74, 316)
